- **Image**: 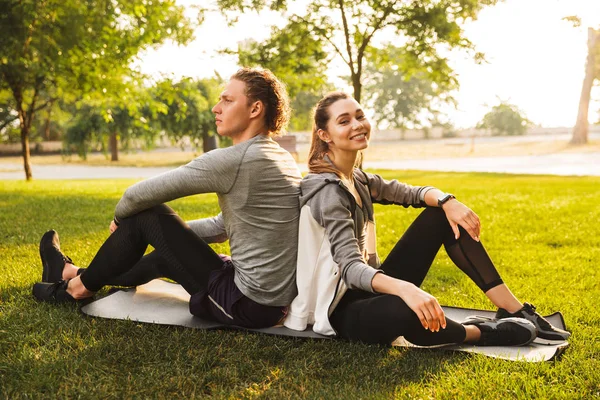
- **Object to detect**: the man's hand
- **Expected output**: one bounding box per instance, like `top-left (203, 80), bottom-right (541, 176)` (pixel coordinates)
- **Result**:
top-left (442, 199), bottom-right (480, 242)
top-left (109, 220), bottom-right (118, 233)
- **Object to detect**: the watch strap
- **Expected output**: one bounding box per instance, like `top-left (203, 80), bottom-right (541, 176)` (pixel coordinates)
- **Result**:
top-left (437, 193), bottom-right (456, 207)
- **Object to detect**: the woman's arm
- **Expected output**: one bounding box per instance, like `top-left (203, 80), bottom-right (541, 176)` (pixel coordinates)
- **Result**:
top-left (423, 189), bottom-right (481, 242)
top-left (309, 183), bottom-right (379, 293)
top-left (371, 272), bottom-right (446, 332)
top-left (364, 172), bottom-right (481, 242)
top-left (363, 172), bottom-right (432, 207)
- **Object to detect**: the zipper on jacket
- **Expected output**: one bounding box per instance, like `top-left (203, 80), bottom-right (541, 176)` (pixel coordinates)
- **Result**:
top-left (321, 177), bottom-right (368, 336)
top-left (325, 274), bottom-right (343, 335)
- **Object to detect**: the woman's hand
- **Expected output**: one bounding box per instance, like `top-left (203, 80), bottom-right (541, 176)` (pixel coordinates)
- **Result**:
top-left (371, 273), bottom-right (446, 332)
top-left (398, 282), bottom-right (446, 332)
top-left (442, 199), bottom-right (480, 242)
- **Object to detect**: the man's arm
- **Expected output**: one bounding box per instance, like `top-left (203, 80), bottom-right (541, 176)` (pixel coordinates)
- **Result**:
top-left (114, 146), bottom-right (243, 221)
top-left (187, 213), bottom-right (228, 243)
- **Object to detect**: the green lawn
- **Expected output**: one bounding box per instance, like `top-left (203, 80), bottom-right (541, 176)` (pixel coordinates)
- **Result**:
top-left (1, 172), bottom-right (599, 399)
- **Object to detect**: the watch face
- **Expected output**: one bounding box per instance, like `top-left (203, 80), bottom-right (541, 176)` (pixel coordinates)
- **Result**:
top-left (438, 194), bottom-right (454, 206)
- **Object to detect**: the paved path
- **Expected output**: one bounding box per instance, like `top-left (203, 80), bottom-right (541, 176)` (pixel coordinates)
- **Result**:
top-left (0, 164), bottom-right (174, 180)
top-left (1, 152), bottom-right (599, 180)
top-left (364, 152), bottom-right (600, 176)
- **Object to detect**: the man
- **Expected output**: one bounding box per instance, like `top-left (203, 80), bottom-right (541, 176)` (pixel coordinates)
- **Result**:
top-left (33, 68), bottom-right (302, 329)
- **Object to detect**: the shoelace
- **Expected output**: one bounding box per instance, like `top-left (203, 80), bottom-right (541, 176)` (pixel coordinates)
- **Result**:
top-left (523, 303), bottom-right (553, 330)
top-left (50, 280), bottom-right (67, 299)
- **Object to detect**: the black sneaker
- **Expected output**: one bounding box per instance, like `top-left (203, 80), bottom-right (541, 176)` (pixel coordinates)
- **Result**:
top-left (32, 280), bottom-right (76, 303)
top-left (464, 316), bottom-right (537, 346)
top-left (496, 303), bottom-right (571, 345)
top-left (40, 230), bottom-right (73, 283)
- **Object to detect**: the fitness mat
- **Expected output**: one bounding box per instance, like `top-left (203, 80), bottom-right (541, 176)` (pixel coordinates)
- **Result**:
top-left (80, 279), bottom-right (569, 362)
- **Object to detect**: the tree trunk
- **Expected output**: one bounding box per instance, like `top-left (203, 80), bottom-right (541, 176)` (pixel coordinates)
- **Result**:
top-left (202, 132), bottom-right (218, 153)
top-left (12, 85), bottom-right (34, 180)
top-left (109, 132), bottom-right (119, 161)
top-left (20, 121), bottom-right (32, 180)
top-left (43, 102), bottom-right (53, 140)
top-left (352, 73), bottom-right (362, 103)
top-left (572, 28), bottom-right (598, 145)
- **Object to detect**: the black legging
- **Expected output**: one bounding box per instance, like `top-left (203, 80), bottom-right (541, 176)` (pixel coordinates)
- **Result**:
top-left (330, 207), bottom-right (504, 346)
top-left (79, 204), bottom-right (224, 294)
top-left (86, 250), bottom-right (178, 289)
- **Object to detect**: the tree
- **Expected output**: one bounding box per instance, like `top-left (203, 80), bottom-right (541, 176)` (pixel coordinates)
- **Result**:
top-left (233, 18), bottom-right (333, 131)
top-left (218, 0), bottom-right (499, 103)
top-left (0, 0), bottom-right (196, 179)
top-left (1, 88), bottom-right (70, 145)
top-left (477, 101), bottom-right (530, 136)
top-left (289, 91), bottom-right (325, 131)
top-left (572, 27), bottom-right (600, 145)
top-left (64, 98), bottom-right (160, 161)
top-left (0, 89), bottom-right (19, 142)
top-left (196, 78), bottom-right (225, 152)
top-left (363, 44), bottom-right (458, 130)
top-left (64, 105), bottom-right (110, 159)
top-left (152, 77), bottom-right (222, 152)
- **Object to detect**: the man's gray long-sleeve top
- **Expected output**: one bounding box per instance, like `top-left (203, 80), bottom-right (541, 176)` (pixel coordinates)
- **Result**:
top-left (114, 134), bottom-right (302, 306)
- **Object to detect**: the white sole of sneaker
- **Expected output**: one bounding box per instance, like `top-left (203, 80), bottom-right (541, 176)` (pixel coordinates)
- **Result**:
top-left (533, 337), bottom-right (569, 346)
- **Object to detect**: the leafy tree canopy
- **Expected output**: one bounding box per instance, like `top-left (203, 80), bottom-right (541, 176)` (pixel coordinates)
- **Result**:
top-left (363, 44), bottom-right (458, 130)
top-left (477, 101), bottom-right (531, 136)
top-left (217, 0), bottom-right (500, 103)
top-left (232, 17), bottom-right (333, 131)
top-left (0, 0), bottom-right (198, 178)
top-left (152, 76), bottom-right (223, 151)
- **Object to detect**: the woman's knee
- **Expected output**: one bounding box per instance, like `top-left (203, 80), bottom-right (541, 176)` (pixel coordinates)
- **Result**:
top-left (419, 207), bottom-right (455, 237)
top-left (364, 295), bottom-right (419, 333)
top-left (421, 206), bottom-right (446, 222)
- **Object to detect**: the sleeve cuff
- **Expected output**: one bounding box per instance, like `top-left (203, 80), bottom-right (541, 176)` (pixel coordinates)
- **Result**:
top-left (360, 267), bottom-right (381, 293)
top-left (420, 186), bottom-right (436, 205)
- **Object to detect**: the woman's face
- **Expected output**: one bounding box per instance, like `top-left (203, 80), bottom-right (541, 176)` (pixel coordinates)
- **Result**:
top-left (319, 98), bottom-right (371, 153)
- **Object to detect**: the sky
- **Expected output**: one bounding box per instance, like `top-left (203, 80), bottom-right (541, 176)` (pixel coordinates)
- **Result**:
top-left (136, 0), bottom-right (600, 129)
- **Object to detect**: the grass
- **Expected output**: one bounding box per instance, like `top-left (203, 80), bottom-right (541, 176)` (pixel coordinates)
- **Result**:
top-left (1, 172), bottom-right (599, 398)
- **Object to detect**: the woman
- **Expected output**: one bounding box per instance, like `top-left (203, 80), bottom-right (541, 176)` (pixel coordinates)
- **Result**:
top-left (284, 92), bottom-right (570, 346)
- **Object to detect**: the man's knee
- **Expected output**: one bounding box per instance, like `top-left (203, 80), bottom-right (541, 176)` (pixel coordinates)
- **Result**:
top-left (122, 204), bottom-right (175, 223)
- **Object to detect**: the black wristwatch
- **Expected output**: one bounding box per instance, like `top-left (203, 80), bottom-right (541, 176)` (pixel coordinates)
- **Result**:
top-left (437, 193), bottom-right (456, 208)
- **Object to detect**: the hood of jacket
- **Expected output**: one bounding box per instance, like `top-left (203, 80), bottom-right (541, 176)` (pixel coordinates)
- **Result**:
top-left (300, 170), bottom-right (374, 221)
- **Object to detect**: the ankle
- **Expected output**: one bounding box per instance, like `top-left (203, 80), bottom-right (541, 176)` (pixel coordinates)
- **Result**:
top-left (62, 263), bottom-right (79, 280)
top-left (484, 284), bottom-right (523, 313)
top-left (463, 325), bottom-right (482, 343)
top-left (65, 277), bottom-right (93, 299)
top-left (504, 302), bottom-right (524, 314)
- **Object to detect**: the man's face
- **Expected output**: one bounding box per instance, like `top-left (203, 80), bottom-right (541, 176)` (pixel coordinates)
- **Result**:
top-left (212, 79), bottom-right (253, 139)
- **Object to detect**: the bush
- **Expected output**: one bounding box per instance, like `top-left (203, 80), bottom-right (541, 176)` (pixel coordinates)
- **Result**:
top-left (477, 102), bottom-right (531, 136)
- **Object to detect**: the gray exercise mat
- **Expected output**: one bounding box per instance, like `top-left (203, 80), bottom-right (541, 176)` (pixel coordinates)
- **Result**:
top-left (80, 279), bottom-right (569, 362)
